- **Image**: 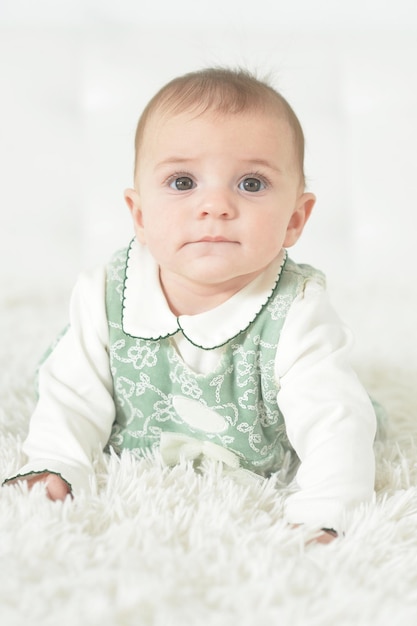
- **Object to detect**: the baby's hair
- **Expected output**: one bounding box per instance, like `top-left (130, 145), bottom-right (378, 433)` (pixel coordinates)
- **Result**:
top-left (133, 67), bottom-right (306, 186)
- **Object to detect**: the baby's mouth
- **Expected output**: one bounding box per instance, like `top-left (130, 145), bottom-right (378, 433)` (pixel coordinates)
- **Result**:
top-left (196, 236), bottom-right (235, 243)
top-left (181, 236), bottom-right (239, 249)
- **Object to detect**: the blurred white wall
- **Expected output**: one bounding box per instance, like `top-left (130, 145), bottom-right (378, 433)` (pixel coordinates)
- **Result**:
top-left (1, 0), bottom-right (416, 311)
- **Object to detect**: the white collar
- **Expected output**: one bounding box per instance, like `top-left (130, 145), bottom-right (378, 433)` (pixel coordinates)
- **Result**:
top-left (122, 239), bottom-right (287, 350)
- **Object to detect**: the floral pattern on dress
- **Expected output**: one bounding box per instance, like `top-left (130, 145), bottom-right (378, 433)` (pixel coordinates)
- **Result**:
top-left (105, 246), bottom-right (323, 475)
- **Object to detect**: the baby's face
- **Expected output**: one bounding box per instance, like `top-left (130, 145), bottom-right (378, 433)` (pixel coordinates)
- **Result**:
top-left (126, 108), bottom-right (315, 300)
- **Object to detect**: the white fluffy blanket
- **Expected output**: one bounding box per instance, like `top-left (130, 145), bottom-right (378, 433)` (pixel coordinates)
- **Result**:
top-left (1, 288), bottom-right (417, 626)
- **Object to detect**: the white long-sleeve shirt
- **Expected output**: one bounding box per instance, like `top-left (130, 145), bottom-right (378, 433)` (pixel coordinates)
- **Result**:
top-left (10, 244), bottom-right (377, 532)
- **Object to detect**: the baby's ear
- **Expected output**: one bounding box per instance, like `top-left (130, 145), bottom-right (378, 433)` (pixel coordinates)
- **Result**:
top-left (283, 192), bottom-right (316, 248)
top-left (124, 188), bottom-right (146, 243)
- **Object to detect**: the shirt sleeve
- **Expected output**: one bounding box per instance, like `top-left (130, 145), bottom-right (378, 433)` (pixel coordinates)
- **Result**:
top-left (6, 266), bottom-right (115, 495)
top-left (275, 280), bottom-right (377, 534)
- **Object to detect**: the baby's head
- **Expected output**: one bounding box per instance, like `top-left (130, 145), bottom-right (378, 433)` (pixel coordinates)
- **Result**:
top-left (132, 67), bottom-right (306, 188)
top-left (125, 68), bottom-right (315, 312)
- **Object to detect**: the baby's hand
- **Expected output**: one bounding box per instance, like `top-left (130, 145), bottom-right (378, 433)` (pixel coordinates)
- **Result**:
top-left (18, 472), bottom-right (71, 501)
top-left (291, 524), bottom-right (338, 545)
top-left (311, 529), bottom-right (338, 545)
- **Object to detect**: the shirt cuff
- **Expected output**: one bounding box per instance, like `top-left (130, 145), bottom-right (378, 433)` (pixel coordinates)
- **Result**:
top-left (3, 460), bottom-right (93, 496)
top-left (284, 494), bottom-right (350, 535)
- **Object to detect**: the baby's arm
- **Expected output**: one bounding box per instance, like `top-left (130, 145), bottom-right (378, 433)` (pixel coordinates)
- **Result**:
top-left (3, 267), bottom-right (116, 496)
top-left (276, 280), bottom-right (377, 536)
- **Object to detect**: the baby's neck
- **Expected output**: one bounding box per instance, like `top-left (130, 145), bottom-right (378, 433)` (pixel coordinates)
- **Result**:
top-left (159, 270), bottom-right (261, 317)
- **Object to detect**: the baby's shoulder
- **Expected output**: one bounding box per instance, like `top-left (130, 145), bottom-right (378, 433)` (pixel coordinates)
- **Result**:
top-left (105, 245), bottom-right (130, 285)
top-left (107, 245), bottom-right (129, 268)
top-left (281, 256), bottom-right (326, 291)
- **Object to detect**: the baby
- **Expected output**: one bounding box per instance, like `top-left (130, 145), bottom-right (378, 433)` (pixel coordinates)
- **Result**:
top-left (3, 68), bottom-right (377, 543)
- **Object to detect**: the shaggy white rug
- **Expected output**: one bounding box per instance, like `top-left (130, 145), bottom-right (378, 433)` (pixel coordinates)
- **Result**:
top-left (1, 284), bottom-right (417, 626)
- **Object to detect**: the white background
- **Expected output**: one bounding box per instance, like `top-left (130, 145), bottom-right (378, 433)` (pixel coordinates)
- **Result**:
top-left (1, 0), bottom-right (416, 363)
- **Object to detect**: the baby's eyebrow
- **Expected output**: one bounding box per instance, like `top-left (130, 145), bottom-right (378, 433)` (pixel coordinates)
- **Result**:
top-left (239, 159), bottom-right (283, 174)
top-left (155, 157), bottom-right (284, 173)
top-left (155, 157), bottom-right (193, 170)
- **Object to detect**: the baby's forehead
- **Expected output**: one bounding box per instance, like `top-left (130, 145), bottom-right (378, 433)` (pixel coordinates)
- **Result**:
top-left (135, 101), bottom-right (305, 186)
top-left (139, 109), bottom-right (299, 182)
top-left (146, 103), bottom-right (294, 138)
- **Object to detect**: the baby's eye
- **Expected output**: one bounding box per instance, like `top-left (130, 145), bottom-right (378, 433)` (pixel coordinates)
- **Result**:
top-left (239, 177), bottom-right (266, 193)
top-left (169, 176), bottom-right (195, 191)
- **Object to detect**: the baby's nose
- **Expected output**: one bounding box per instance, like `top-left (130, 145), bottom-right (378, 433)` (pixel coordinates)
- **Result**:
top-left (199, 188), bottom-right (236, 218)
